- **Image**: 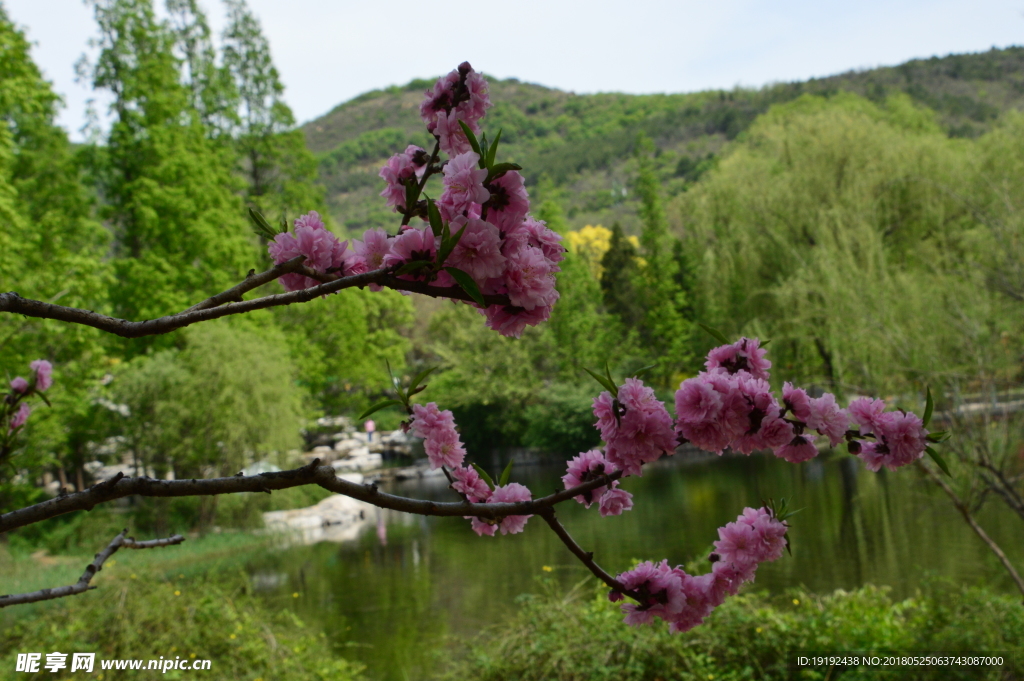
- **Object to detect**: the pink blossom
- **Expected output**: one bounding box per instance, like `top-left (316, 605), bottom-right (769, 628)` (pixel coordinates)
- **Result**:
top-left (773, 435), bottom-right (819, 463)
top-left (383, 226), bottom-right (437, 277)
top-left (713, 520), bottom-right (763, 566)
top-left (847, 397), bottom-right (887, 435)
top-left (504, 246), bottom-right (559, 311)
top-left (420, 69), bottom-right (461, 130)
top-left (856, 441), bottom-right (888, 472)
top-left (674, 376), bottom-right (723, 424)
top-left (479, 304), bottom-right (551, 338)
top-left (268, 211), bottom-right (351, 291)
top-left (438, 152), bottom-right (490, 221)
top-left (484, 170), bottom-right (530, 226)
top-left (603, 379), bottom-right (677, 476)
top-left (447, 217), bottom-right (506, 280)
top-left (470, 517), bottom-right (498, 536)
top-left (435, 110), bottom-right (473, 157)
top-left (488, 482), bottom-right (533, 535)
top-left (379, 146), bottom-right (426, 211)
top-left (456, 68), bottom-right (491, 125)
top-left (599, 487), bottom-right (634, 517)
top-left (352, 228), bottom-right (393, 291)
top-left (507, 217), bottom-right (565, 267)
top-left (676, 419), bottom-right (733, 455)
top-left (616, 560), bottom-right (685, 626)
top-left (10, 377), bottom-right (28, 394)
top-left (451, 465), bottom-right (490, 502)
top-left (782, 382), bottom-right (811, 422)
top-left (410, 402), bottom-right (456, 439)
top-left (754, 413), bottom-right (796, 451)
top-left (30, 360), bottom-right (53, 392)
top-left (807, 393), bottom-right (849, 447)
top-left (424, 426), bottom-right (467, 469)
top-left (705, 337), bottom-right (771, 381)
top-left (875, 411), bottom-right (928, 469)
top-left (562, 449), bottom-right (616, 507)
top-left (8, 403), bottom-right (30, 433)
top-left (595, 379), bottom-right (676, 476)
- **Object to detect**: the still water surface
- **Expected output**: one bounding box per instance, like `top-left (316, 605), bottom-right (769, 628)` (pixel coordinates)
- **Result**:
top-left (245, 452), bottom-right (1024, 680)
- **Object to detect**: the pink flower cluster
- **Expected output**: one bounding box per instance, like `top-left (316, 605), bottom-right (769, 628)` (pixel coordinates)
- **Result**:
top-left (5, 359), bottom-right (51, 435)
top-left (465, 482), bottom-right (534, 537)
top-left (672, 337), bottom-right (929, 469)
top-left (410, 402), bottom-right (466, 470)
top-left (379, 145), bottom-right (428, 212)
top-left (612, 507), bottom-right (788, 633)
top-left (592, 378), bottom-right (676, 477)
top-left (420, 62), bottom-right (491, 156)
top-left (847, 398), bottom-right (929, 471)
top-left (561, 450), bottom-right (634, 517)
top-left (267, 211), bottom-right (357, 292)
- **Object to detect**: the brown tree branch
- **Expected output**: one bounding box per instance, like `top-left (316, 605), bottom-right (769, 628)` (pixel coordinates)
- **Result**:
top-left (919, 461), bottom-right (1024, 601)
top-left (184, 255), bottom-right (307, 312)
top-left (0, 530), bottom-right (185, 608)
top-left (0, 267), bottom-right (510, 339)
top-left (537, 505), bottom-right (635, 597)
top-left (0, 460), bottom-right (623, 535)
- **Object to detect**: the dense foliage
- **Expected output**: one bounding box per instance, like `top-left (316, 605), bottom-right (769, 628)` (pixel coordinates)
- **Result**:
top-left (445, 580), bottom-right (1024, 681)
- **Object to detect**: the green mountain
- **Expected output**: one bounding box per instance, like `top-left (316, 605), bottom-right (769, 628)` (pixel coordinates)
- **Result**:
top-left (304, 46), bottom-right (1024, 236)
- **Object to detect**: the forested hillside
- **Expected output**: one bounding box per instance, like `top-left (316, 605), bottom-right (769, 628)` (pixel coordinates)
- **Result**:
top-left (306, 47), bottom-right (1024, 236)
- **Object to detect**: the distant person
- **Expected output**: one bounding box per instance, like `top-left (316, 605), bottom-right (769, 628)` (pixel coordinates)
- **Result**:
top-left (365, 419), bottom-right (376, 442)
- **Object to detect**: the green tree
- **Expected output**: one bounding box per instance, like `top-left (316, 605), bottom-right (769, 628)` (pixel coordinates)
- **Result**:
top-left (83, 0), bottom-right (256, 325)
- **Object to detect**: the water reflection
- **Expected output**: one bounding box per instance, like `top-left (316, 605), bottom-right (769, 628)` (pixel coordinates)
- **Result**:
top-left (247, 452), bottom-right (1024, 681)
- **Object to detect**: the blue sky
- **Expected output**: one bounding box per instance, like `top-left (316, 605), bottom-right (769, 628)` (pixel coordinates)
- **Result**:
top-left (6, 0), bottom-right (1024, 140)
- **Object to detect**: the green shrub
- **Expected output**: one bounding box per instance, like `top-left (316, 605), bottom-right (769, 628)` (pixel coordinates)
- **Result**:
top-left (444, 580), bottom-right (1024, 680)
top-left (0, 568), bottom-right (363, 681)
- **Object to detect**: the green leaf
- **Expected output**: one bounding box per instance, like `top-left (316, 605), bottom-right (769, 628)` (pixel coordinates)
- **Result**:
top-left (426, 198), bottom-right (443, 237)
top-left (248, 208), bottom-right (279, 240)
top-left (395, 260), bottom-right (431, 276)
top-left (927, 430), bottom-right (951, 443)
top-left (443, 267), bottom-right (486, 306)
top-left (926, 446), bottom-right (952, 476)
top-left (698, 323), bottom-right (730, 346)
top-left (404, 182), bottom-right (421, 215)
top-left (479, 132), bottom-right (489, 162)
top-left (583, 367), bottom-right (618, 395)
top-left (487, 129), bottom-right (502, 167)
top-left (359, 399), bottom-right (402, 421)
top-left (457, 120), bottom-right (482, 158)
top-left (632, 364), bottom-right (657, 379)
top-left (472, 463), bottom-right (495, 491)
top-left (604, 361), bottom-right (616, 391)
top-left (498, 459), bottom-right (513, 487)
top-left (437, 222), bottom-right (467, 267)
top-left (485, 162), bottom-right (523, 184)
top-left (407, 367), bottom-right (437, 396)
top-left (923, 387), bottom-right (934, 428)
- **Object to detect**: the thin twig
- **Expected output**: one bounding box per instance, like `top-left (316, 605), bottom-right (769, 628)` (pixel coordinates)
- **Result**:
top-left (0, 530), bottom-right (185, 608)
top-left (0, 268), bottom-right (510, 339)
top-left (184, 255), bottom-right (307, 312)
top-left (918, 461), bottom-right (1024, 601)
top-left (537, 506), bottom-right (635, 597)
top-left (0, 462), bottom-right (623, 535)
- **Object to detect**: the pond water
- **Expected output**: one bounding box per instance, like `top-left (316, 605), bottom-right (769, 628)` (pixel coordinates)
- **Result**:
top-left (244, 452), bottom-right (1024, 681)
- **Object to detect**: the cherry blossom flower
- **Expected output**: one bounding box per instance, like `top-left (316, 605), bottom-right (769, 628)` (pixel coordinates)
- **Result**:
top-left (8, 403), bottom-right (30, 433)
top-left (599, 488), bottom-right (634, 517)
top-left (562, 449), bottom-right (616, 507)
top-left (488, 482), bottom-right (533, 534)
top-left (9, 377), bottom-right (28, 394)
top-left (705, 337), bottom-right (771, 381)
top-left (447, 217), bottom-right (505, 280)
top-left (773, 435), bottom-right (819, 463)
top-left (479, 303), bottom-right (551, 339)
top-left (438, 152), bottom-right (490, 221)
top-left (268, 211), bottom-right (352, 291)
top-left (451, 465), bottom-right (490, 502)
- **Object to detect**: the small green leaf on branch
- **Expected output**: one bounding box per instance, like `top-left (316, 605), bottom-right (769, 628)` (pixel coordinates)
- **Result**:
top-left (395, 260), bottom-right (431, 276)
top-left (427, 198), bottom-right (444, 237)
top-left (457, 120), bottom-right (482, 158)
top-left (472, 463), bottom-right (495, 491)
top-left (498, 459), bottom-right (513, 487)
top-left (923, 387), bottom-right (934, 428)
top-left (437, 222), bottom-right (467, 268)
top-left (926, 446), bottom-right (952, 476)
top-left (248, 208), bottom-right (280, 240)
top-left (485, 162), bottom-right (522, 184)
top-left (443, 267), bottom-right (486, 306)
top-left (487, 129), bottom-right (502, 167)
top-left (583, 367), bottom-right (618, 395)
top-left (632, 364), bottom-right (656, 379)
top-left (407, 367), bottom-right (437, 397)
top-left (926, 431), bottom-right (951, 443)
top-left (698, 323), bottom-right (730, 346)
top-left (359, 399), bottom-right (403, 421)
